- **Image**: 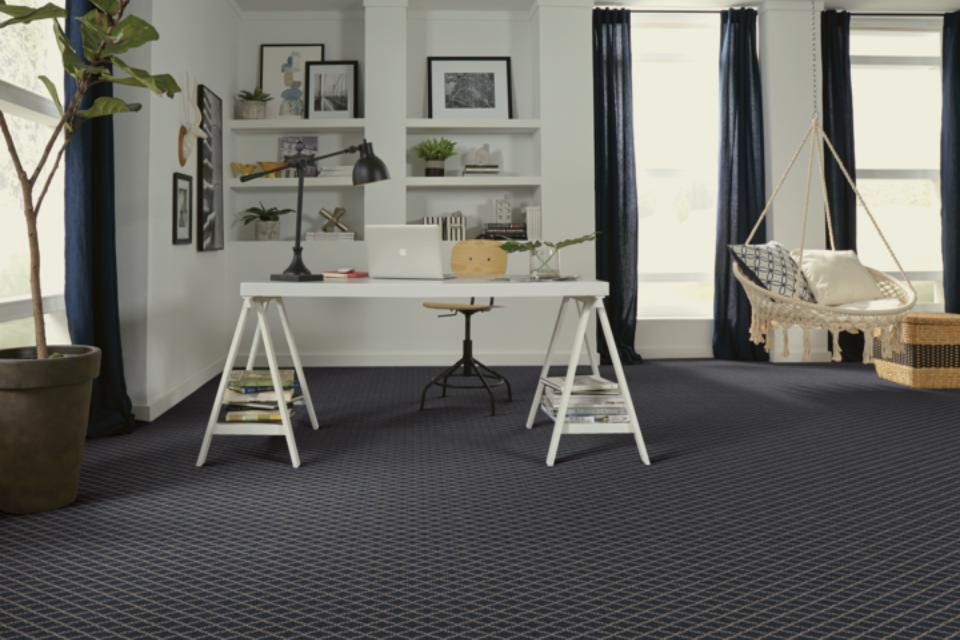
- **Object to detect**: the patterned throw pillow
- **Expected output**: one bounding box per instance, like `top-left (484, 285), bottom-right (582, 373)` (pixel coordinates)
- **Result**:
top-left (728, 241), bottom-right (817, 303)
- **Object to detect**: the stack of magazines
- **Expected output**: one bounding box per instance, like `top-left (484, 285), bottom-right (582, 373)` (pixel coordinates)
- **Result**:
top-left (223, 369), bottom-right (301, 423)
top-left (540, 375), bottom-right (629, 424)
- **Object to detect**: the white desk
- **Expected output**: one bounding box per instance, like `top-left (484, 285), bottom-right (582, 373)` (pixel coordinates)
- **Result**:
top-left (196, 278), bottom-right (650, 468)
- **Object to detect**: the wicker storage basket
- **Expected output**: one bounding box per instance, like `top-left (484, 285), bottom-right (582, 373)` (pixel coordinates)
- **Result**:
top-left (873, 312), bottom-right (960, 388)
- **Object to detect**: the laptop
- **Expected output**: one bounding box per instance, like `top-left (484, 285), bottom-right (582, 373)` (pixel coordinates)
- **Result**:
top-left (365, 225), bottom-right (453, 279)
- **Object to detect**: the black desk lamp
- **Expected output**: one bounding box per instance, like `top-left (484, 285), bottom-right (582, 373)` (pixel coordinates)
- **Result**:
top-left (239, 138), bottom-right (390, 281)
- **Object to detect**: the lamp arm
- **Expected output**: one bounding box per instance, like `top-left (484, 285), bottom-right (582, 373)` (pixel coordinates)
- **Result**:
top-left (239, 161), bottom-right (295, 182)
top-left (239, 144), bottom-right (363, 183)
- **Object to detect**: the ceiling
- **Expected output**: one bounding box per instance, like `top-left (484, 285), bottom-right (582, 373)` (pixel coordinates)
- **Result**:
top-left (231, 0), bottom-right (537, 12)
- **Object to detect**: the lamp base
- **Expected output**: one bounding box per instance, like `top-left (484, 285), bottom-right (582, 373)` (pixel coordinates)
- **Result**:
top-left (270, 272), bottom-right (325, 282)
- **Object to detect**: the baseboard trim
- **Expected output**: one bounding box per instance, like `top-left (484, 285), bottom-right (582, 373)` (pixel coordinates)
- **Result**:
top-left (636, 345), bottom-right (713, 359)
top-left (133, 357), bottom-right (226, 422)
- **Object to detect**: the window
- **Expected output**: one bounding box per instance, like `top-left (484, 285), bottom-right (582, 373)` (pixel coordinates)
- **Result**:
top-left (632, 13), bottom-right (721, 319)
top-left (0, 0), bottom-right (67, 348)
top-left (850, 18), bottom-right (944, 307)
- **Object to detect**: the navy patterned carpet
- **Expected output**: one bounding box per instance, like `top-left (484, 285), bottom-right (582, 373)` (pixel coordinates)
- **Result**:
top-left (2, 361), bottom-right (960, 639)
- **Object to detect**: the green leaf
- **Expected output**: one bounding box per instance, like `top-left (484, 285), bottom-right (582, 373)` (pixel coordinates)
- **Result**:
top-left (499, 240), bottom-right (542, 254)
top-left (107, 58), bottom-right (180, 97)
top-left (103, 14), bottom-right (158, 56)
top-left (76, 96), bottom-right (141, 119)
top-left (54, 19), bottom-right (86, 76)
top-left (77, 9), bottom-right (111, 61)
top-left (550, 232), bottom-right (599, 251)
top-left (88, 0), bottom-right (121, 16)
top-left (0, 2), bottom-right (65, 28)
top-left (37, 75), bottom-right (62, 115)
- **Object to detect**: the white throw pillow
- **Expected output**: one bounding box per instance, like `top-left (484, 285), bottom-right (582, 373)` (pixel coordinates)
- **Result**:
top-left (792, 249), bottom-right (883, 306)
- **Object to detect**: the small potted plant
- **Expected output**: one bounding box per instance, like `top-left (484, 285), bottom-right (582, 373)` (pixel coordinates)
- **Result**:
top-left (501, 233), bottom-right (599, 280)
top-left (236, 88), bottom-right (272, 120)
top-left (415, 137), bottom-right (457, 177)
top-left (238, 202), bottom-right (294, 241)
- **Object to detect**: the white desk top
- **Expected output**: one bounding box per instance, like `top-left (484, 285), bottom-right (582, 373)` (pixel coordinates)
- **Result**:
top-left (240, 278), bottom-right (609, 299)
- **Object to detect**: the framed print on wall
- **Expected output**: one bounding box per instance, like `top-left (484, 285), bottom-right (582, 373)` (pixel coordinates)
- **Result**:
top-left (305, 61), bottom-right (358, 118)
top-left (259, 44), bottom-right (325, 119)
top-left (197, 84), bottom-right (224, 252)
top-left (172, 173), bottom-right (193, 245)
top-left (427, 56), bottom-right (513, 119)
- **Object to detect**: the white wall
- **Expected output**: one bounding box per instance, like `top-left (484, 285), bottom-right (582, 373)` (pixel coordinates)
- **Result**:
top-left (115, 0), bottom-right (240, 420)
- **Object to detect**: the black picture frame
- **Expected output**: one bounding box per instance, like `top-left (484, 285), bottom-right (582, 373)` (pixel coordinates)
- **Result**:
top-left (172, 172), bottom-right (193, 245)
top-left (427, 56), bottom-right (514, 119)
top-left (197, 84), bottom-right (224, 252)
top-left (304, 60), bottom-right (360, 118)
top-left (259, 43), bottom-right (325, 119)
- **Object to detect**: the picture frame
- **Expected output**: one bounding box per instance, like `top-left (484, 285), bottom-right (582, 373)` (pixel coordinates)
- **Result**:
top-left (305, 61), bottom-right (359, 119)
top-left (259, 44), bottom-right (325, 119)
top-left (278, 136), bottom-right (319, 177)
top-left (172, 173), bottom-right (193, 245)
top-left (427, 56), bottom-right (513, 119)
top-left (197, 84), bottom-right (224, 252)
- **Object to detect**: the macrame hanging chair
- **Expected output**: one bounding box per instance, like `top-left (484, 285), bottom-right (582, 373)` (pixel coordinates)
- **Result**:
top-left (732, 117), bottom-right (917, 363)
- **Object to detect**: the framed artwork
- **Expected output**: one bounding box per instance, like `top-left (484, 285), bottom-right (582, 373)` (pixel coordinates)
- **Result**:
top-left (172, 173), bottom-right (193, 245)
top-left (427, 56), bottom-right (513, 119)
top-left (278, 136), bottom-right (319, 177)
top-left (197, 84), bottom-right (224, 252)
top-left (259, 44), bottom-right (325, 119)
top-left (305, 61), bottom-right (359, 118)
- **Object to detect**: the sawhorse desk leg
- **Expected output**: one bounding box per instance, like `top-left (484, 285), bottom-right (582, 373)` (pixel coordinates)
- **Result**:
top-left (196, 296), bottom-right (319, 469)
top-left (526, 295), bottom-right (650, 467)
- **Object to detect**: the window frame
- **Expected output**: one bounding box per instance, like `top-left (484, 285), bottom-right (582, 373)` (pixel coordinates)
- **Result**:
top-left (632, 11), bottom-right (722, 320)
top-left (850, 15), bottom-right (944, 311)
top-left (0, 78), bottom-right (65, 323)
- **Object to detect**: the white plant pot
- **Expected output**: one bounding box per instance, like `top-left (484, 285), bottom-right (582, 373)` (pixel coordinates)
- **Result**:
top-left (237, 100), bottom-right (267, 120)
top-left (255, 220), bottom-right (280, 241)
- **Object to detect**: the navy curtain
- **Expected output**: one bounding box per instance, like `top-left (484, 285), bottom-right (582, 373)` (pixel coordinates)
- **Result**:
top-left (65, 0), bottom-right (135, 437)
top-left (821, 9), bottom-right (863, 361)
top-left (593, 8), bottom-right (642, 364)
top-left (943, 12), bottom-right (960, 313)
top-left (713, 9), bottom-right (768, 361)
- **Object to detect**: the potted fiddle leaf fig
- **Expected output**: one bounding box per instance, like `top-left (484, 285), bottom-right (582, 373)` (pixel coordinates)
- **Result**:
top-left (235, 87), bottom-right (272, 119)
top-left (414, 137), bottom-right (456, 176)
top-left (501, 232), bottom-right (599, 280)
top-left (0, 1), bottom-right (180, 514)
top-left (238, 202), bottom-right (294, 241)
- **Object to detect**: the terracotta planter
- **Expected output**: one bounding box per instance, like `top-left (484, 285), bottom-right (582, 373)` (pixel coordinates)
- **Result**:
top-left (0, 345), bottom-right (101, 514)
top-left (424, 159), bottom-right (445, 177)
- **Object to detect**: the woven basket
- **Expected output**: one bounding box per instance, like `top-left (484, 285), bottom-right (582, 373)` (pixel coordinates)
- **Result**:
top-left (874, 312), bottom-right (960, 388)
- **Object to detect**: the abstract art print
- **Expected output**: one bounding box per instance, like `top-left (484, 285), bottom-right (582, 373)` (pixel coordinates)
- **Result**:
top-left (172, 173), bottom-right (192, 245)
top-left (259, 44), bottom-right (325, 119)
top-left (428, 57), bottom-right (513, 119)
top-left (305, 61), bottom-right (358, 118)
top-left (196, 84), bottom-right (223, 251)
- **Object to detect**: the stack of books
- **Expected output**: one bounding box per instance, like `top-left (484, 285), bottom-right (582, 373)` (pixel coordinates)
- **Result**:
top-left (422, 214), bottom-right (467, 241)
top-left (318, 165), bottom-right (354, 178)
top-left (304, 231), bottom-right (356, 242)
top-left (223, 369), bottom-right (301, 423)
top-left (463, 163), bottom-right (500, 176)
top-left (481, 222), bottom-right (527, 240)
top-left (539, 375), bottom-right (630, 424)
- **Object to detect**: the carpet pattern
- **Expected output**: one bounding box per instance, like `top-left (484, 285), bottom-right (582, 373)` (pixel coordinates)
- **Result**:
top-left (2, 361), bottom-right (960, 638)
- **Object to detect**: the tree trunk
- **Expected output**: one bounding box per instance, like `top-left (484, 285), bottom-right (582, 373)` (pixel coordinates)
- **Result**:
top-left (24, 205), bottom-right (48, 359)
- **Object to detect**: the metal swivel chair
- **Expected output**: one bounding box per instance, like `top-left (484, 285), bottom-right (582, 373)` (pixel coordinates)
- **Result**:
top-left (420, 240), bottom-right (513, 415)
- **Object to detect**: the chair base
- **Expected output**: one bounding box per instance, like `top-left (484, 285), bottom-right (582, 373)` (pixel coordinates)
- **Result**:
top-left (420, 355), bottom-right (512, 416)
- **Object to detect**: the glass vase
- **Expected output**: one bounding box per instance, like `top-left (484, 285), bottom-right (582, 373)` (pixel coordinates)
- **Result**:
top-left (529, 246), bottom-right (560, 280)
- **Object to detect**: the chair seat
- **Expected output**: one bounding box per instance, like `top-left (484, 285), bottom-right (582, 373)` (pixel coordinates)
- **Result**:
top-left (422, 302), bottom-right (503, 312)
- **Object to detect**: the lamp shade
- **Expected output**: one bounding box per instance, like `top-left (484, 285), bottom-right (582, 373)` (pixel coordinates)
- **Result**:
top-left (352, 141), bottom-right (390, 185)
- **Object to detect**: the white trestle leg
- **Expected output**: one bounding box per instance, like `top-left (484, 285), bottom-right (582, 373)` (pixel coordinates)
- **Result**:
top-left (526, 297), bottom-right (570, 430)
top-left (275, 299), bottom-right (320, 431)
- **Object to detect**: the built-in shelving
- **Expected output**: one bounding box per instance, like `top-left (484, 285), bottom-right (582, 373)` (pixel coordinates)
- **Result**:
top-left (405, 118), bottom-right (540, 134)
top-left (405, 176), bottom-right (542, 189)
top-left (228, 118), bottom-right (366, 133)
top-left (228, 177), bottom-right (355, 190)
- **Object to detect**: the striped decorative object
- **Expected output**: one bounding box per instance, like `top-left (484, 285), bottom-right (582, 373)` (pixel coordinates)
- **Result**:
top-left (874, 312), bottom-right (960, 388)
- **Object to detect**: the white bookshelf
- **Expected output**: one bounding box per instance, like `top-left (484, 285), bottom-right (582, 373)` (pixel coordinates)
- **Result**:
top-left (405, 176), bottom-right (542, 189)
top-left (406, 118), bottom-right (540, 134)
top-left (228, 177), bottom-right (356, 190)
top-left (228, 118), bottom-right (366, 133)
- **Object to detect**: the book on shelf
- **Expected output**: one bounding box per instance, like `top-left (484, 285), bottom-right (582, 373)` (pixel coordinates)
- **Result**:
top-left (542, 375), bottom-right (619, 394)
top-left (321, 270), bottom-right (369, 279)
top-left (524, 206), bottom-right (542, 241)
top-left (225, 409), bottom-right (296, 423)
top-left (304, 231), bottom-right (355, 241)
top-left (228, 369), bottom-right (299, 395)
top-left (422, 213), bottom-right (467, 241)
top-left (541, 388), bottom-right (627, 416)
top-left (538, 408), bottom-right (632, 424)
top-left (485, 223), bottom-right (526, 229)
top-left (224, 388), bottom-right (298, 404)
top-left (318, 165), bottom-right (354, 177)
top-left (463, 164), bottom-right (501, 175)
